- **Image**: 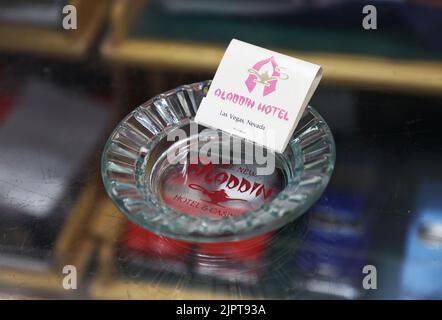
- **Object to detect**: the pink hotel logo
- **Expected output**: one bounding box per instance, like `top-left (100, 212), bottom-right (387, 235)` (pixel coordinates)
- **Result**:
top-left (245, 56), bottom-right (289, 97)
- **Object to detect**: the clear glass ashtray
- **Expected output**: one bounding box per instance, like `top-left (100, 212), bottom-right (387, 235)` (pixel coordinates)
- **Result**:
top-left (102, 81), bottom-right (335, 242)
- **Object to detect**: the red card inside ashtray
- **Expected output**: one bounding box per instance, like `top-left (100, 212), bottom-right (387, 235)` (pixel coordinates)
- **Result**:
top-left (121, 223), bottom-right (191, 258)
top-left (197, 233), bottom-right (272, 263)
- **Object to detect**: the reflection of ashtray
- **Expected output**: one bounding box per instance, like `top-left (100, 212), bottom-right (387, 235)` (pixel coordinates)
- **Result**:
top-left (102, 81), bottom-right (335, 242)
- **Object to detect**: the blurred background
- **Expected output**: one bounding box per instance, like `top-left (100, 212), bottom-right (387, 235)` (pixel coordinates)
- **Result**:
top-left (0, 0), bottom-right (441, 299)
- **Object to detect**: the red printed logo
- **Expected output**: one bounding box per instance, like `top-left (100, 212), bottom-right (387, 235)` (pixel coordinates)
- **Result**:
top-left (189, 184), bottom-right (250, 208)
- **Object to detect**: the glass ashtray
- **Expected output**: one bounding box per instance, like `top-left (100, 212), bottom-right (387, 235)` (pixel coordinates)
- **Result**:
top-left (102, 81), bottom-right (335, 242)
